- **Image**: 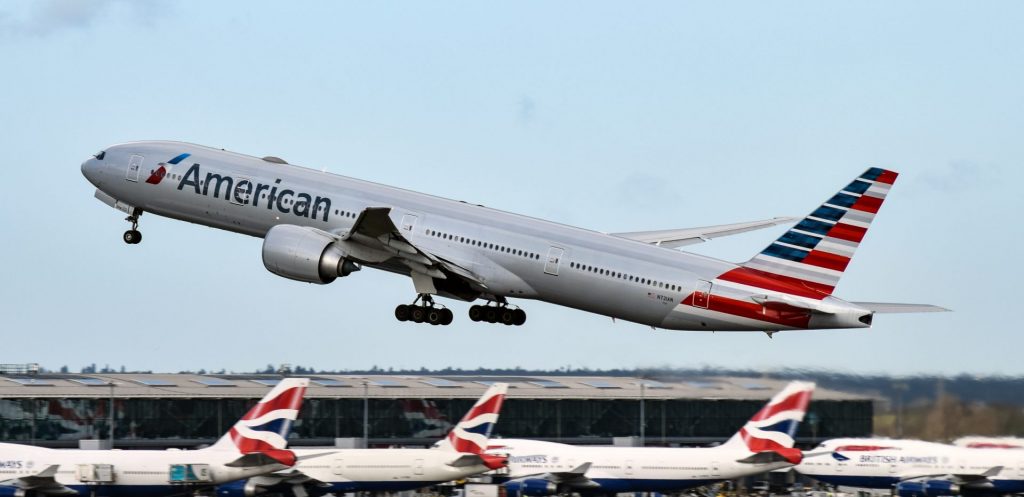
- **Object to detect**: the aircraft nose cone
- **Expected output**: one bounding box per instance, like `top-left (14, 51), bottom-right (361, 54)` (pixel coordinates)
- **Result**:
top-left (81, 158), bottom-right (102, 186)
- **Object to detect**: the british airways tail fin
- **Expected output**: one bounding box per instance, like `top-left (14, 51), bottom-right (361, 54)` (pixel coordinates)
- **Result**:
top-left (736, 168), bottom-right (898, 297)
top-left (722, 381), bottom-right (815, 464)
top-left (436, 383), bottom-right (508, 454)
top-left (209, 378), bottom-right (309, 468)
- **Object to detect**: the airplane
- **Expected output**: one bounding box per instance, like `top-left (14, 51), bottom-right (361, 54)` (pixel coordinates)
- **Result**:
top-left (214, 383), bottom-right (508, 497)
top-left (486, 381), bottom-right (815, 496)
top-left (795, 438), bottom-right (1024, 497)
top-left (0, 378), bottom-right (313, 497)
top-left (80, 141), bottom-right (947, 332)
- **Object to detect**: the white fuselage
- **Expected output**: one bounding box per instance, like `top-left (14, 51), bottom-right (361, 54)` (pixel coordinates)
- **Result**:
top-left (0, 443), bottom-right (285, 497)
top-left (488, 439), bottom-right (788, 493)
top-left (796, 438), bottom-right (1024, 494)
top-left (81, 141), bottom-right (872, 331)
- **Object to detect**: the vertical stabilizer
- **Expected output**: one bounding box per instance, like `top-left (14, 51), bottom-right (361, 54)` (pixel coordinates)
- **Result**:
top-left (436, 383), bottom-right (508, 454)
top-left (209, 378), bottom-right (309, 467)
top-left (721, 381), bottom-right (815, 462)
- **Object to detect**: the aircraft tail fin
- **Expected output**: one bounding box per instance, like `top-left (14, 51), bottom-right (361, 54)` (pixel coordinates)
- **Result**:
top-left (722, 381), bottom-right (815, 464)
top-left (436, 383), bottom-right (508, 455)
top-left (209, 378), bottom-right (309, 468)
top-left (727, 168), bottom-right (898, 298)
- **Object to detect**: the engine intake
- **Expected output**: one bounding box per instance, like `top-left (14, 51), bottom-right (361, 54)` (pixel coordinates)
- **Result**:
top-left (505, 479), bottom-right (557, 497)
top-left (262, 225), bottom-right (360, 284)
top-left (896, 480), bottom-right (959, 497)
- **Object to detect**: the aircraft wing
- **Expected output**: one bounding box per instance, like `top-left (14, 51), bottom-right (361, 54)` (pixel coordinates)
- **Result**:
top-left (610, 217), bottom-right (796, 248)
top-left (326, 207), bottom-right (486, 295)
top-left (899, 466), bottom-right (1003, 487)
top-left (508, 462), bottom-right (600, 489)
top-left (0, 465), bottom-right (78, 496)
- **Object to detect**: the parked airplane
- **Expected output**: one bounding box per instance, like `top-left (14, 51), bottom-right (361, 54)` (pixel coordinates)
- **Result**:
top-left (215, 383), bottom-right (508, 497)
top-left (486, 381), bottom-right (815, 496)
top-left (81, 141), bottom-right (946, 332)
top-left (796, 438), bottom-right (1024, 497)
top-left (0, 378), bottom-right (313, 497)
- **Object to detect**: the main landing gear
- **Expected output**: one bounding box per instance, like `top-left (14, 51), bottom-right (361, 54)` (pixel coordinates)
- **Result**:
top-left (394, 295), bottom-right (454, 326)
top-left (123, 212), bottom-right (142, 245)
top-left (469, 302), bottom-right (527, 326)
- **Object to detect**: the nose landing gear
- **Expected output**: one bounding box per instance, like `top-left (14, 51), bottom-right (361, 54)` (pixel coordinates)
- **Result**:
top-left (123, 211), bottom-right (142, 245)
top-left (395, 295), bottom-right (454, 326)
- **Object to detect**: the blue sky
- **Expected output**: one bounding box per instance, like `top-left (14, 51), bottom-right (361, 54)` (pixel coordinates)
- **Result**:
top-left (0, 1), bottom-right (1020, 375)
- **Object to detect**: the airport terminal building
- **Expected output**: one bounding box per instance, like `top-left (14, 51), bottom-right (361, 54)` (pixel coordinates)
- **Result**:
top-left (0, 373), bottom-right (872, 449)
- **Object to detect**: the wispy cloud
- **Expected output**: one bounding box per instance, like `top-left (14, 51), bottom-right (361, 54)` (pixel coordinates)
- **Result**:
top-left (915, 161), bottom-right (1000, 194)
top-left (517, 95), bottom-right (536, 124)
top-left (0, 0), bottom-right (170, 38)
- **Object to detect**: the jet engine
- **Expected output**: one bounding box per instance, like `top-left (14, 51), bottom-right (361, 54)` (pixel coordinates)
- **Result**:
top-left (262, 224), bottom-right (360, 284)
top-left (0, 487), bottom-right (29, 497)
top-left (505, 479), bottom-right (558, 497)
top-left (216, 480), bottom-right (266, 497)
top-left (896, 480), bottom-right (960, 497)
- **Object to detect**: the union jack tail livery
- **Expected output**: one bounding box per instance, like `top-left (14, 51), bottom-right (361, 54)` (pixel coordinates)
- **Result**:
top-left (723, 381), bottom-right (815, 463)
top-left (210, 378), bottom-right (309, 467)
top-left (437, 383), bottom-right (508, 456)
top-left (732, 168), bottom-right (897, 298)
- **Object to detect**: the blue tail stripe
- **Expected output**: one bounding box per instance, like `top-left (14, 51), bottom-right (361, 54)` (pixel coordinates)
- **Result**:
top-left (825, 192), bottom-right (859, 208)
top-left (462, 422), bottom-right (494, 436)
top-left (761, 243), bottom-right (809, 262)
top-left (842, 180), bottom-right (872, 195)
top-left (809, 205), bottom-right (847, 222)
top-left (793, 218), bottom-right (834, 236)
top-left (759, 419), bottom-right (798, 436)
top-left (778, 231), bottom-right (822, 249)
top-left (860, 167), bottom-right (885, 181)
top-left (167, 153), bottom-right (191, 165)
top-left (246, 418), bottom-right (292, 437)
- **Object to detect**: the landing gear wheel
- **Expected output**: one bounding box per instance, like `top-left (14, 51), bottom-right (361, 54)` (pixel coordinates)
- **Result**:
top-left (484, 307), bottom-right (498, 323)
top-left (468, 306), bottom-right (483, 322)
top-left (440, 308), bottom-right (454, 325)
top-left (513, 308), bottom-right (527, 326)
top-left (411, 306), bottom-right (427, 323)
top-left (394, 304), bottom-right (411, 322)
top-left (499, 308), bottom-right (515, 326)
top-left (427, 308), bottom-right (442, 326)
top-left (123, 230), bottom-right (141, 244)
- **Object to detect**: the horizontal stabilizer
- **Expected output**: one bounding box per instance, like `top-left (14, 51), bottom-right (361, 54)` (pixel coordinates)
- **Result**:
top-left (852, 302), bottom-right (951, 313)
top-left (611, 217), bottom-right (796, 248)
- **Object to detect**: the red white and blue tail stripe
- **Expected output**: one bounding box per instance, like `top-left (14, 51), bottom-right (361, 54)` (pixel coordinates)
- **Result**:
top-left (438, 383), bottom-right (508, 454)
top-left (210, 378), bottom-right (309, 467)
top-left (731, 168), bottom-right (898, 298)
top-left (723, 381), bottom-right (814, 462)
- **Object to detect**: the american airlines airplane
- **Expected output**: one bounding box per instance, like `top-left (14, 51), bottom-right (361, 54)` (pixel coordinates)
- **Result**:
top-left (0, 378), bottom-right (316, 497)
top-left (80, 141), bottom-right (946, 332)
top-left (215, 383), bottom-right (508, 497)
top-left (796, 438), bottom-right (1024, 497)
top-left (487, 381), bottom-right (815, 496)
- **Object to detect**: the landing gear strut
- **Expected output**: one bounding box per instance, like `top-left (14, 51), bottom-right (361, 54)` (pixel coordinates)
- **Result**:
top-left (469, 301), bottom-right (526, 326)
top-left (123, 212), bottom-right (142, 245)
top-left (394, 295), bottom-right (454, 326)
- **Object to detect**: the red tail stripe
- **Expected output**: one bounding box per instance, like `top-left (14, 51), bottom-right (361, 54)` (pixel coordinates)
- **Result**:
top-left (449, 435), bottom-right (484, 454)
top-left (460, 395), bottom-right (505, 422)
top-left (801, 250), bottom-right (851, 272)
top-left (850, 194), bottom-right (884, 214)
top-left (750, 390), bottom-right (811, 421)
top-left (718, 267), bottom-right (833, 300)
top-left (243, 387), bottom-right (306, 420)
top-left (683, 292), bottom-right (812, 328)
top-left (875, 170), bottom-right (898, 185)
top-left (228, 428), bottom-right (297, 466)
top-left (740, 427), bottom-right (789, 452)
top-left (825, 223), bottom-right (867, 243)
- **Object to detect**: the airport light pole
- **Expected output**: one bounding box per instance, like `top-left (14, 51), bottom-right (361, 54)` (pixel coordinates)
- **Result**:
top-left (362, 381), bottom-right (369, 447)
top-left (639, 382), bottom-right (646, 446)
top-left (108, 381), bottom-right (115, 445)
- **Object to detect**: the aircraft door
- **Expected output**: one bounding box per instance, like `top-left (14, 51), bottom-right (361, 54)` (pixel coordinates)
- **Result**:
top-left (693, 279), bottom-right (712, 309)
top-left (414, 459), bottom-right (424, 475)
top-left (544, 246), bottom-right (564, 276)
top-left (332, 459), bottom-right (344, 476)
top-left (711, 460), bottom-right (720, 477)
top-left (125, 154), bottom-right (144, 182)
top-left (401, 213), bottom-right (419, 234)
top-left (624, 459), bottom-right (633, 475)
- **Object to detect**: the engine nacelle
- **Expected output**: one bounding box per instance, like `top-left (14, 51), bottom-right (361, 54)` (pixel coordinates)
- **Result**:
top-left (505, 479), bottom-right (557, 497)
top-left (262, 225), bottom-right (360, 284)
top-left (216, 480), bottom-right (264, 497)
top-left (896, 480), bottom-right (960, 497)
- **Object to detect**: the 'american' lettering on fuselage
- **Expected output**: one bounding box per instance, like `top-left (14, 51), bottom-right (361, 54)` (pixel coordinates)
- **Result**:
top-left (177, 163), bottom-right (332, 222)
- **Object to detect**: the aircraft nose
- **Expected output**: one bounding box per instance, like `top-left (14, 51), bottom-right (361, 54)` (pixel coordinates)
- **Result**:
top-left (81, 157), bottom-right (103, 187)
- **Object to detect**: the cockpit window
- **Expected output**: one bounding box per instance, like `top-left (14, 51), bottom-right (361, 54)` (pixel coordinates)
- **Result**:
top-left (93, 151), bottom-right (106, 160)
